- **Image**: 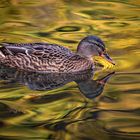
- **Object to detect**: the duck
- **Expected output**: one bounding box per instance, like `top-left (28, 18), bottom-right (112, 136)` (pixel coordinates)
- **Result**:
top-left (0, 35), bottom-right (115, 73)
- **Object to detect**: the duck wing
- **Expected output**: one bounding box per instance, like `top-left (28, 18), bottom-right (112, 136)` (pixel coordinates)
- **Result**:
top-left (0, 42), bottom-right (73, 57)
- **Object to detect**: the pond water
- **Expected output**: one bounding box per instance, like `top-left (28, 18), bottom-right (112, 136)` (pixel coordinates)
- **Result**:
top-left (0, 0), bottom-right (140, 140)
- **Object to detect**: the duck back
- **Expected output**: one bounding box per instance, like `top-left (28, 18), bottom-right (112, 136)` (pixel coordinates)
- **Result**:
top-left (0, 43), bottom-right (93, 73)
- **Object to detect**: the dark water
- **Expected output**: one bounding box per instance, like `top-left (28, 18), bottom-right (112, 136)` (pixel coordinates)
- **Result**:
top-left (0, 0), bottom-right (140, 140)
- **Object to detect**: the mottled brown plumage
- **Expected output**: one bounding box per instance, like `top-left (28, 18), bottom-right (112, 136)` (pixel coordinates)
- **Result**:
top-left (0, 36), bottom-right (114, 73)
top-left (0, 43), bottom-right (93, 73)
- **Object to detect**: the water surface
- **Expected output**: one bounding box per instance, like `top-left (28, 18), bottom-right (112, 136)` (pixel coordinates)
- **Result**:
top-left (0, 0), bottom-right (140, 140)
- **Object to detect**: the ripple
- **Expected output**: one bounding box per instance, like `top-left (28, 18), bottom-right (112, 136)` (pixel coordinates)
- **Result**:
top-left (110, 73), bottom-right (140, 85)
top-left (34, 32), bottom-right (51, 37)
top-left (0, 0), bottom-right (139, 139)
top-left (80, 9), bottom-right (115, 20)
top-left (28, 92), bottom-right (72, 104)
top-left (105, 21), bottom-right (129, 27)
top-left (56, 26), bottom-right (81, 32)
top-left (0, 102), bottom-right (24, 119)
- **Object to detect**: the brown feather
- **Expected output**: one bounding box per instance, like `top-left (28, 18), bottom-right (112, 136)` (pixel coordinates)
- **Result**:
top-left (0, 43), bottom-right (93, 73)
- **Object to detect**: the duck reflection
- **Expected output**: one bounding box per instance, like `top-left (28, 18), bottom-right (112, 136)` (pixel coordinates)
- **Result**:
top-left (0, 65), bottom-right (114, 100)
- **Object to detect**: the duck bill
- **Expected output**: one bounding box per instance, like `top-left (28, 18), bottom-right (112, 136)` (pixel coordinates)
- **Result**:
top-left (101, 53), bottom-right (115, 65)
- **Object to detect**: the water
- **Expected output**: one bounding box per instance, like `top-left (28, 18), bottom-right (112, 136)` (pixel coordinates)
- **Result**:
top-left (0, 0), bottom-right (140, 140)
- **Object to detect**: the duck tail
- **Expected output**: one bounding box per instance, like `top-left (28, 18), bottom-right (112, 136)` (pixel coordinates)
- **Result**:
top-left (0, 43), bottom-right (6, 58)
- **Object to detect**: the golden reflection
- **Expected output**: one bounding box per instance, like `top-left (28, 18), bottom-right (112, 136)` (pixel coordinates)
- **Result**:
top-left (0, 0), bottom-right (140, 139)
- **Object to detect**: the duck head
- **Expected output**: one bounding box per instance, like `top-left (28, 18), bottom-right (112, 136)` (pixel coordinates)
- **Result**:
top-left (77, 35), bottom-right (115, 65)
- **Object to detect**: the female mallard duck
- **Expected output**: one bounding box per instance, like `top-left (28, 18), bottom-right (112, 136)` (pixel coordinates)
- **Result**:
top-left (0, 35), bottom-right (115, 73)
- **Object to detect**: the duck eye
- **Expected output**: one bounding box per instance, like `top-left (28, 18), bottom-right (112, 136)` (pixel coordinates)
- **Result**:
top-left (97, 48), bottom-right (103, 56)
top-left (98, 51), bottom-right (102, 56)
